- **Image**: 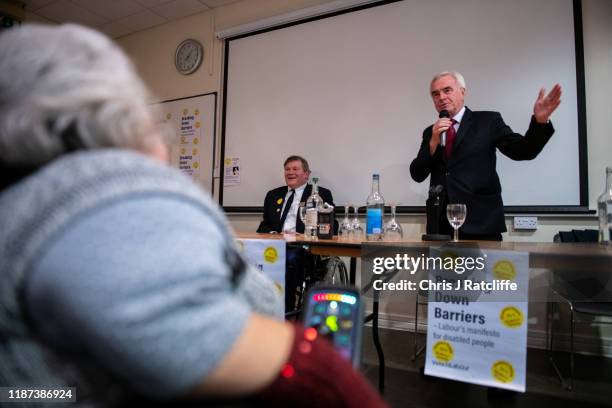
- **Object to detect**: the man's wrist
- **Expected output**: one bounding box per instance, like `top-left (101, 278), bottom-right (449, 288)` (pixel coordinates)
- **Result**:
top-left (532, 114), bottom-right (550, 125)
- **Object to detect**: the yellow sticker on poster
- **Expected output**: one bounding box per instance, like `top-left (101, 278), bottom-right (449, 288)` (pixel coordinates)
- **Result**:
top-left (264, 247), bottom-right (279, 263)
top-left (492, 361), bottom-right (515, 383)
top-left (433, 341), bottom-right (454, 363)
top-left (500, 306), bottom-right (524, 328)
top-left (493, 260), bottom-right (516, 281)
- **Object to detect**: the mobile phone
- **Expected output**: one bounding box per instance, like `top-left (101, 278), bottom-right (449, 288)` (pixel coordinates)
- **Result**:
top-left (302, 285), bottom-right (363, 367)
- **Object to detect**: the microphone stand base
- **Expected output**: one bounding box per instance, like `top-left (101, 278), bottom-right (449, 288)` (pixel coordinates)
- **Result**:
top-left (422, 233), bottom-right (451, 241)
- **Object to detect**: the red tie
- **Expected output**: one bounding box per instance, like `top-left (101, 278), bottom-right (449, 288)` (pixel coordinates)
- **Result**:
top-left (444, 119), bottom-right (457, 158)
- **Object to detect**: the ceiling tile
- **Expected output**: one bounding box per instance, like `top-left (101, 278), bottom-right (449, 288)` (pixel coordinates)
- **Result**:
top-left (35, 0), bottom-right (108, 26)
top-left (198, 0), bottom-right (241, 7)
top-left (97, 20), bottom-right (135, 39)
top-left (24, 10), bottom-right (56, 23)
top-left (22, 0), bottom-right (56, 11)
top-left (151, 0), bottom-right (209, 20)
top-left (116, 9), bottom-right (167, 32)
top-left (70, 0), bottom-right (145, 20)
top-left (134, 0), bottom-right (173, 7)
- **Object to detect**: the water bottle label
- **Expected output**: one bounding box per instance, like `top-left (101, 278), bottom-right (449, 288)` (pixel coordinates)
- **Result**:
top-left (366, 208), bottom-right (383, 234)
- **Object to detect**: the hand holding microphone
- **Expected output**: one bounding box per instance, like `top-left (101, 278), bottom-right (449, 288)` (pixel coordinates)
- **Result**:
top-left (438, 110), bottom-right (450, 147)
top-left (428, 109), bottom-right (451, 156)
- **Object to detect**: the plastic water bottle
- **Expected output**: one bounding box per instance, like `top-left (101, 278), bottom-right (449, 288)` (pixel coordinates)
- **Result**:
top-left (366, 174), bottom-right (384, 241)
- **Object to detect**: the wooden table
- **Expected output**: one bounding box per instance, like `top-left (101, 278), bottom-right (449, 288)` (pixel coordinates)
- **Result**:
top-left (237, 233), bottom-right (612, 269)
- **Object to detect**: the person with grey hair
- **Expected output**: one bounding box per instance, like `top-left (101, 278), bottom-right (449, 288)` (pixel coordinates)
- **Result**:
top-left (410, 71), bottom-right (562, 240)
top-left (0, 24), bottom-right (386, 407)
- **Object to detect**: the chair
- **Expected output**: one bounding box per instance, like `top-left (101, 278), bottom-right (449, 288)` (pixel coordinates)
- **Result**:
top-left (547, 229), bottom-right (612, 390)
top-left (287, 254), bottom-right (349, 318)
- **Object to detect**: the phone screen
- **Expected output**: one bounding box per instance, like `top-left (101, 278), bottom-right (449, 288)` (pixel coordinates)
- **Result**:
top-left (303, 288), bottom-right (362, 364)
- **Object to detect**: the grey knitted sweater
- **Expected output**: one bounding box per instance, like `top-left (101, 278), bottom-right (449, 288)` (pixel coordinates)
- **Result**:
top-left (0, 149), bottom-right (282, 406)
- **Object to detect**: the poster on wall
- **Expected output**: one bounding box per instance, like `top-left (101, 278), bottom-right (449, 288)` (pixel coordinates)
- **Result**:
top-left (155, 93), bottom-right (216, 193)
top-left (224, 157), bottom-right (241, 186)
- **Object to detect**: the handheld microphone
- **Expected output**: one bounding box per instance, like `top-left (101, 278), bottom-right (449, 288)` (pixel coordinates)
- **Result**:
top-left (439, 110), bottom-right (449, 147)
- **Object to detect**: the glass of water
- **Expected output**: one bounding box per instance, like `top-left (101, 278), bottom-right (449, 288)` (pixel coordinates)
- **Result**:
top-left (339, 204), bottom-right (353, 240)
top-left (446, 203), bottom-right (467, 242)
top-left (383, 202), bottom-right (403, 241)
top-left (350, 205), bottom-right (363, 241)
top-left (299, 202), bottom-right (317, 240)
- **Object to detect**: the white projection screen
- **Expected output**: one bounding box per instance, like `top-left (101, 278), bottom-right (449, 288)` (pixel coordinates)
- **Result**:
top-left (221, 0), bottom-right (586, 212)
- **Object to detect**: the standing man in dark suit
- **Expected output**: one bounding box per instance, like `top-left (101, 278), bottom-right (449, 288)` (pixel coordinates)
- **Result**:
top-left (257, 155), bottom-right (335, 234)
top-left (410, 71), bottom-right (562, 240)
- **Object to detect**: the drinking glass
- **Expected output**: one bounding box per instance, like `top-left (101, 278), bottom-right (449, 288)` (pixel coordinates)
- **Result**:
top-left (299, 203), bottom-right (317, 240)
top-left (349, 204), bottom-right (363, 241)
top-left (383, 202), bottom-right (403, 241)
top-left (446, 204), bottom-right (467, 242)
top-left (338, 204), bottom-right (353, 240)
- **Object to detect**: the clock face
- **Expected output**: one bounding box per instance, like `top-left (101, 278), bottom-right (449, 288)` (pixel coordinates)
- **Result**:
top-left (175, 39), bottom-right (203, 75)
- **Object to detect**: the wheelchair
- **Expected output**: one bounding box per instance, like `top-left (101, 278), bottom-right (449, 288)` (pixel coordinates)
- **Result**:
top-left (285, 248), bottom-right (349, 319)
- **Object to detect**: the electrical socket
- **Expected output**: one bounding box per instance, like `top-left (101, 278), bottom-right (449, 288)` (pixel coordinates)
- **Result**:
top-left (513, 216), bottom-right (538, 230)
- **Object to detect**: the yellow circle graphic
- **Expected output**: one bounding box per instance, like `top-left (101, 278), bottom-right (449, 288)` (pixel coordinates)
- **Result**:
top-left (195, 109), bottom-right (200, 115)
top-left (193, 137), bottom-right (199, 145)
top-left (182, 108), bottom-right (188, 115)
top-left (195, 121), bottom-right (201, 128)
top-left (432, 341), bottom-right (454, 363)
top-left (500, 306), bottom-right (524, 328)
top-left (491, 360), bottom-right (515, 383)
top-left (264, 247), bottom-right (279, 263)
top-left (166, 113), bottom-right (172, 119)
top-left (193, 162), bottom-right (199, 169)
top-left (225, 158), bottom-right (232, 165)
top-left (180, 148), bottom-right (186, 155)
top-left (493, 260), bottom-right (516, 281)
top-left (276, 198), bottom-right (283, 205)
top-left (192, 148), bottom-right (198, 155)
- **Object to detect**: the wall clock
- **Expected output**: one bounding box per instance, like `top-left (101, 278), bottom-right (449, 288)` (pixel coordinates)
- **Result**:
top-left (175, 39), bottom-right (203, 75)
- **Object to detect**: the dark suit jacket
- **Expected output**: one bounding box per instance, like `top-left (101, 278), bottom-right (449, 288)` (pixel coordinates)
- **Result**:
top-left (410, 108), bottom-right (554, 234)
top-left (257, 184), bottom-right (337, 234)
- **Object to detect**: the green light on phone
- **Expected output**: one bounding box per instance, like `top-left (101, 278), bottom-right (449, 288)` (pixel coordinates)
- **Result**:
top-left (326, 315), bottom-right (339, 332)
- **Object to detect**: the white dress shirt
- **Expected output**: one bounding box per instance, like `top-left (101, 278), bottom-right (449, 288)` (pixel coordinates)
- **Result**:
top-left (452, 106), bottom-right (466, 132)
top-left (282, 183), bottom-right (307, 233)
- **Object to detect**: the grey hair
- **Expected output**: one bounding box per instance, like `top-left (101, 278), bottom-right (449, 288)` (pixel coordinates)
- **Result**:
top-left (430, 71), bottom-right (466, 89)
top-left (0, 23), bottom-right (164, 166)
